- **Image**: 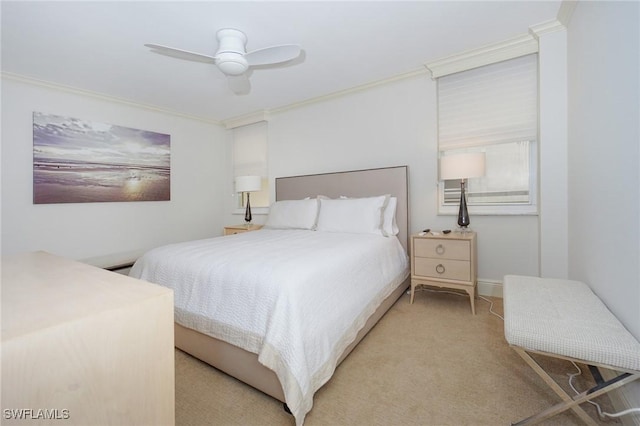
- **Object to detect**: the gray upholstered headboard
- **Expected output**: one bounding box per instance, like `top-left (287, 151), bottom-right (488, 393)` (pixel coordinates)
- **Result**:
top-left (275, 166), bottom-right (409, 252)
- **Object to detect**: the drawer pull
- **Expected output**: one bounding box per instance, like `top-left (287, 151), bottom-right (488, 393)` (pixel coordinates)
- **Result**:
top-left (435, 244), bottom-right (445, 255)
top-left (436, 264), bottom-right (446, 274)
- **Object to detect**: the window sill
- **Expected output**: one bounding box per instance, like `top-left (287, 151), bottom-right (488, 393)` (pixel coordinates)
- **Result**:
top-left (438, 205), bottom-right (538, 216)
top-left (233, 207), bottom-right (269, 216)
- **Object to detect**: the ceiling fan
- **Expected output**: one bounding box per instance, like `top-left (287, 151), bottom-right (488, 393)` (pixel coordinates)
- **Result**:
top-left (145, 28), bottom-right (301, 95)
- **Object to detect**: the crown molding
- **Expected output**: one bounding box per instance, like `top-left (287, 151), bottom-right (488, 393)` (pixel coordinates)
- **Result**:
top-left (424, 33), bottom-right (538, 79)
top-left (222, 68), bottom-right (427, 126)
top-left (557, 1), bottom-right (578, 27)
top-left (529, 19), bottom-right (566, 38)
top-left (3, 68), bottom-right (427, 130)
top-left (221, 68), bottom-right (427, 125)
top-left (270, 68), bottom-right (428, 116)
top-left (222, 111), bottom-right (270, 129)
top-left (1, 71), bottom-right (221, 125)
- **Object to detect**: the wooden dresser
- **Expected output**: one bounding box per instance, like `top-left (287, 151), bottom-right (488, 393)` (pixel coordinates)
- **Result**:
top-left (1, 251), bottom-right (175, 425)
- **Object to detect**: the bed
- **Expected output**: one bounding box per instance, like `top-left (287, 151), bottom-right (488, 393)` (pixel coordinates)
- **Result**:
top-left (129, 166), bottom-right (410, 425)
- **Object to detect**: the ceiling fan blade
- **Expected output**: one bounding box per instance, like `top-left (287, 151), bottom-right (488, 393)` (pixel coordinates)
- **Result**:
top-left (244, 45), bottom-right (301, 66)
top-left (144, 43), bottom-right (215, 64)
top-left (227, 75), bottom-right (251, 95)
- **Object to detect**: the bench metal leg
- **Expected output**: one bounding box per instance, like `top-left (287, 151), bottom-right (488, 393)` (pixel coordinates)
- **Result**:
top-left (511, 347), bottom-right (640, 425)
top-left (512, 347), bottom-right (596, 425)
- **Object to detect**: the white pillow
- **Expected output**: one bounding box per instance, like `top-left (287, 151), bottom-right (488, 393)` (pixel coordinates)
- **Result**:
top-left (337, 195), bottom-right (399, 237)
top-left (382, 197), bottom-right (400, 236)
top-left (264, 199), bottom-right (319, 230)
top-left (316, 195), bottom-right (389, 235)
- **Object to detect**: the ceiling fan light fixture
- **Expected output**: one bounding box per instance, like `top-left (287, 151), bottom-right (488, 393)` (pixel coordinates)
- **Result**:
top-left (215, 52), bottom-right (249, 75)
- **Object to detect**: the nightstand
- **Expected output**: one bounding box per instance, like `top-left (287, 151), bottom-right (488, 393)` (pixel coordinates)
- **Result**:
top-left (223, 224), bottom-right (263, 236)
top-left (410, 231), bottom-right (477, 314)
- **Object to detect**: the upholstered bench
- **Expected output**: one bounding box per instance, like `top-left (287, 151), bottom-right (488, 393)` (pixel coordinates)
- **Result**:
top-left (503, 275), bottom-right (640, 425)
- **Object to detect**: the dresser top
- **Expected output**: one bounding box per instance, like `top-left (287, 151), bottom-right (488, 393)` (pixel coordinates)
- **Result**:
top-left (1, 251), bottom-right (172, 341)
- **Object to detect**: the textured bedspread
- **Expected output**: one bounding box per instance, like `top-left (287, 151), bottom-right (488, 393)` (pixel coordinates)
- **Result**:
top-left (130, 229), bottom-right (409, 425)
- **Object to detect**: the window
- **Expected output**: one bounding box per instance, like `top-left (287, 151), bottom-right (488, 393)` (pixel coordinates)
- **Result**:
top-left (233, 121), bottom-right (269, 210)
top-left (437, 54), bottom-right (538, 215)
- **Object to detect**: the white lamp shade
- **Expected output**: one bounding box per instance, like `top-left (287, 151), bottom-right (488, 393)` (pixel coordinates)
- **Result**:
top-left (235, 175), bottom-right (262, 193)
top-left (440, 152), bottom-right (486, 180)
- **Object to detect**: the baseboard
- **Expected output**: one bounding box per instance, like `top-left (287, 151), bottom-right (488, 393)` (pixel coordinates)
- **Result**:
top-left (598, 368), bottom-right (640, 426)
top-left (478, 278), bottom-right (503, 298)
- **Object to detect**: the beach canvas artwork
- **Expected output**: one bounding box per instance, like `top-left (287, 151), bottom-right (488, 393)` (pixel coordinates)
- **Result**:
top-left (33, 112), bottom-right (170, 204)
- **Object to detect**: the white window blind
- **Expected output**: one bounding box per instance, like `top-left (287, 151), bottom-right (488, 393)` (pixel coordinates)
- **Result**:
top-left (438, 53), bottom-right (538, 214)
top-left (233, 121), bottom-right (269, 209)
top-left (233, 121), bottom-right (267, 177)
top-left (439, 53), bottom-right (537, 149)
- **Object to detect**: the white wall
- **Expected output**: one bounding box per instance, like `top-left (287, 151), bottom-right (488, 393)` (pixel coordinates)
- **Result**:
top-left (567, 2), bottom-right (640, 415)
top-left (566, 4), bottom-right (640, 411)
top-left (1, 77), bottom-right (227, 264)
top-left (264, 73), bottom-right (540, 285)
top-left (538, 28), bottom-right (569, 279)
top-left (567, 1), bottom-right (640, 341)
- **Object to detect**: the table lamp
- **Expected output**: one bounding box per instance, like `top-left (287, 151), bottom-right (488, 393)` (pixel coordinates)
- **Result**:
top-left (440, 152), bottom-right (486, 231)
top-left (235, 175), bottom-right (262, 226)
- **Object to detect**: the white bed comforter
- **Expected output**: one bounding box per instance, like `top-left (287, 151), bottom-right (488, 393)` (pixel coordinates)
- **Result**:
top-left (130, 229), bottom-right (409, 425)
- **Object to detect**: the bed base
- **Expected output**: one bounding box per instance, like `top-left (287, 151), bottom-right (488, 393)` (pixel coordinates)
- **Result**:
top-left (510, 346), bottom-right (640, 425)
top-left (175, 277), bottom-right (410, 403)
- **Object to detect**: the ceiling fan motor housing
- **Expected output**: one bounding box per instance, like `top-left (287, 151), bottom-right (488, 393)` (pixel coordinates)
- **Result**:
top-left (215, 52), bottom-right (248, 75)
top-left (215, 28), bottom-right (249, 75)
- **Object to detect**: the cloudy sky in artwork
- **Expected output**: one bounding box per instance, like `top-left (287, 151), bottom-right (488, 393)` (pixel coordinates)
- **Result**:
top-left (33, 112), bottom-right (170, 167)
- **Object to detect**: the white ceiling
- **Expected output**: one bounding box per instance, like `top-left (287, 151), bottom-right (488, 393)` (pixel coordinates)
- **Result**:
top-left (1, 1), bottom-right (562, 123)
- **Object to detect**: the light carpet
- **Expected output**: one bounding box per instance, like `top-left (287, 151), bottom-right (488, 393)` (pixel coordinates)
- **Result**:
top-left (175, 289), bottom-right (619, 425)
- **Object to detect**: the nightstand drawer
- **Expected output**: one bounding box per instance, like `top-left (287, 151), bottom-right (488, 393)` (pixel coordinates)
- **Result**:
top-left (413, 257), bottom-right (471, 281)
top-left (413, 238), bottom-right (470, 261)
